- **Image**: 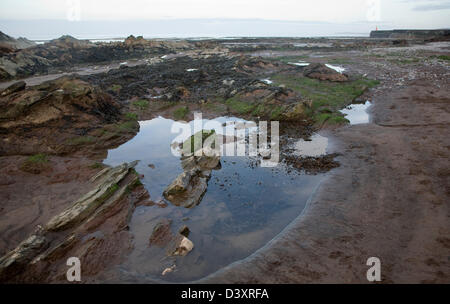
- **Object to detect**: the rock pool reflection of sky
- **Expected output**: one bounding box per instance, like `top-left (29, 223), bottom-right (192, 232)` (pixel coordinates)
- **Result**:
top-left (103, 116), bottom-right (325, 282)
top-left (340, 101), bottom-right (371, 125)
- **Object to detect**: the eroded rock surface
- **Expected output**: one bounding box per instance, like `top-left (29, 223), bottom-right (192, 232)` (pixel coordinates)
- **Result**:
top-left (0, 34), bottom-right (194, 81)
top-left (0, 161), bottom-right (146, 283)
top-left (0, 76), bottom-right (137, 156)
top-left (163, 131), bottom-right (221, 208)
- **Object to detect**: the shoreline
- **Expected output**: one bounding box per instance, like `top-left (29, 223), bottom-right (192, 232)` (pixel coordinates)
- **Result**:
top-left (199, 77), bottom-right (449, 283)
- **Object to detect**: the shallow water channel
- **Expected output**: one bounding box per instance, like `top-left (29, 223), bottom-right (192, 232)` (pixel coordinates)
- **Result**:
top-left (103, 116), bottom-right (325, 282)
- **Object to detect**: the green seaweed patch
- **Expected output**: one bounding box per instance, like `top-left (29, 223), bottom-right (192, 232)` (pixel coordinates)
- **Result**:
top-left (116, 121), bottom-right (139, 133)
top-left (271, 74), bottom-right (378, 126)
top-left (437, 55), bottom-right (450, 61)
top-left (125, 112), bottom-right (138, 121)
top-left (327, 58), bottom-right (352, 64)
top-left (109, 84), bottom-right (122, 93)
top-left (268, 55), bottom-right (309, 64)
top-left (270, 106), bottom-right (284, 120)
top-left (430, 55), bottom-right (450, 61)
top-left (182, 130), bottom-right (216, 154)
top-left (132, 99), bottom-right (149, 110)
top-left (225, 96), bottom-right (255, 115)
top-left (20, 153), bottom-right (49, 174)
top-left (65, 135), bottom-right (95, 146)
top-left (126, 177), bottom-right (143, 194)
top-left (202, 101), bottom-right (228, 114)
top-left (89, 162), bottom-right (105, 169)
top-left (272, 75), bottom-right (378, 109)
top-left (173, 106), bottom-right (189, 120)
top-left (100, 183), bottom-right (120, 202)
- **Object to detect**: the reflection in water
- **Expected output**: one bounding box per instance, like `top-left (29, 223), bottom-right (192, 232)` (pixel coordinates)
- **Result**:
top-left (292, 134), bottom-right (328, 157)
top-left (325, 64), bottom-right (346, 73)
top-left (340, 101), bottom-right (371, 125)
top-left (104, 116), bottom-right (324, 282)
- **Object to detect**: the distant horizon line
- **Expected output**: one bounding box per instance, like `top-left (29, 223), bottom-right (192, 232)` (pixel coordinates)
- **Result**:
top-left (29, 34), bottom-right (375, 42)
top-left (2, 18), bottom-right (448, 41)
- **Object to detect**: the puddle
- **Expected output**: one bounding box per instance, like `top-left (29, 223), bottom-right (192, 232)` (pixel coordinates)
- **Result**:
top-left (293, 43), bottom-right (333, 48)
top-left (291, 134), bottom-right (328, 157)
top-left (261, 78), bottom-right (273, 84)
top-left (325, 64), bottom-right (345, 73)
top-left (286, 62), bottom-right (345, 74)
top-left (288, 61), bottom-right (310, 67)
top-left (340, 101), bottom-right (371, 125)
top-left (103, 116), bottom-right (324, 282)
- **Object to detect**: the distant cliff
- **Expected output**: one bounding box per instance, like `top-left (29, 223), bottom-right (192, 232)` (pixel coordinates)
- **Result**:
top-left (370, 29), bottom-right (450, 40)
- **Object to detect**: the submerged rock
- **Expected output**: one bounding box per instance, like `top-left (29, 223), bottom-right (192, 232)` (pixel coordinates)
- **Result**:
top-left (178, 225), bottom-right (190, 237)
top-left (149, 220), bottom-right (194, 258)
top-left (164, 130), bottom-right (221, 208)
top-left (169, 235), bottom-right (194, 257)
top-left (163, 169), bottom-right (209, 208)
top-left (162, 264), bottom-right (176, 276)
top-left (149, 219), bottom-right (173, 247)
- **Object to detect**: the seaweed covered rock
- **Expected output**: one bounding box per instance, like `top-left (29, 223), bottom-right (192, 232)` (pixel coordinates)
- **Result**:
top-left (303, 63), bottom-right (348, 82)
top-left (0, 76), bottom-right (134, 156)
top-left (164, 130), bottom-right (221, 208)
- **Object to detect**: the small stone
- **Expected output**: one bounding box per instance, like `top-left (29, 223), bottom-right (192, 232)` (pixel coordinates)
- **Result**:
top-left (162, 265), bottom-right (176, 276)
top-left (178, 225), bottom-right (190, 237)
top-left (170, 236), bottom-right (194, 256)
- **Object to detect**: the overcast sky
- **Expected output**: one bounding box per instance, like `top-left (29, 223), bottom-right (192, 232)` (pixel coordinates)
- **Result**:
top-left (1, 0), bottom-right (449, 39)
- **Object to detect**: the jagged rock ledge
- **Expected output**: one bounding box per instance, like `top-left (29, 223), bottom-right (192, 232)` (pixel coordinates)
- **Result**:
top-left (0, 161), bottom-right (147, 283)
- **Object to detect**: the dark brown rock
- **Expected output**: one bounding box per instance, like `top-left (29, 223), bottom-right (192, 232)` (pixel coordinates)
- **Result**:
top-left (0, 81), bottom-right (26, 97)
top-left (303, 63), bottom-right (348, 82)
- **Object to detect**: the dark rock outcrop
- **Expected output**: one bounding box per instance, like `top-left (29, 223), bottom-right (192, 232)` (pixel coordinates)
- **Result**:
top-left (0, 76), bottom-right (133, 156)
top-left (303, 63), bottom-right (348, 82)
top-left (370, 29), bottom-right (450, 41)
top-left (0, 31), bottom-right (35, 50)
top-left (0, 81), bottom-right (26, 96)
top-left (0, 34), bottom-right (193, 81)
